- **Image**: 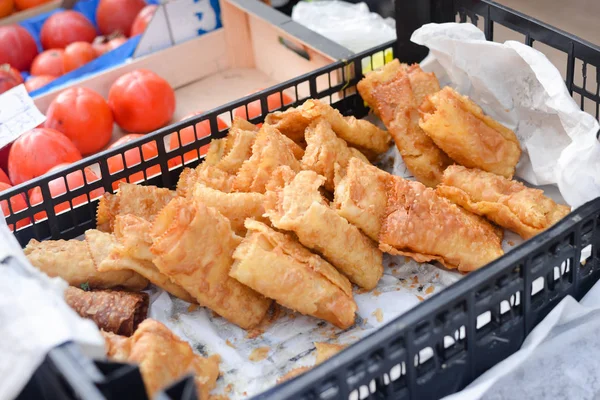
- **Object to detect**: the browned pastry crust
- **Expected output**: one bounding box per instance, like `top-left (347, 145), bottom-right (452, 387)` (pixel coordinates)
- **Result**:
top-left (64, 286), bottom-right (149, 336)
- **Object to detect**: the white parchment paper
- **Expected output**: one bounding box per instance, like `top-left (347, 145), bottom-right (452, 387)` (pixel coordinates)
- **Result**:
top-left (412, 23), bottom-right (600, 208)
top-left (0, 215), bottom-right (105, 400)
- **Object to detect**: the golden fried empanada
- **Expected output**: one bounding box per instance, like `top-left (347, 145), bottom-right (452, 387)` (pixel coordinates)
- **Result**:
top-left (333, 158), bottom-right (390, 241)
top-left (231, 117), bottom-right (259, 132)
top-left (103, 319), bottom-right (220, 399)
top-left (265, 170), bottom-right (383, 290)
top-left (406, 63), bottom-right (440, 105)
top-left (357, 59), bottom-right (452, 187)
top-left (191, 182), bottom-right (268, 236)
top-left (265, 100), bottom-right (390, 157)
top-left (231, 220), bottom-right (357, 329)
top-left (98, 214), bottom-right (196, 303)
top-left (150, 197), bottom-right (271, 329)
top-left (301, 118), bottom-right (369, 192)
top-left (233, 124), bottom-right (301, 193)
top-left (204, 138), bottom-right (228, 166)
top-left (24, 235), bottom-right (148, 290)
top-left (301, 99), bottom-right (391, 157)
top-left (419, 87), bottom-right (521, 178)
top-left (216, 127), bottom-right (257, 174)
top-left (437, 166), bottom-right (571, 239)
top-left (96, 183), bottom-right (177, 232)
top-left (176, 164), bottom-right (235, 197)
top-left (380, 176), bottom-right (504, 272)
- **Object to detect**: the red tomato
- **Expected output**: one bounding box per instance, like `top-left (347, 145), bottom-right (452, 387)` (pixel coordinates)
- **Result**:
top-left (107, 134), bottom-right (160, 188)
top-left (108, 69), bottom-right (175, 133)
top-left (168, 111), bottom-right (228, 167)
top-left (96, 0), bottom-right (145, 37)
top-left (233, 89), bottom-right (294, 120)
top-left (130, 5), bottom-right (157, 36)
top-left (0, 144), bottom-right (10, 173)
top-left (0, 168), bottom-right (9, 185)
top-left (0, 0), bottom-right (13, 17)
top-left (0, 25), bottom-right (38, 71)
top-left (63, 42), bottom-right (97, 73)
top-left (29, 164), bottom-right (103, 221)
top-left (8, 128), bottom-right (82, 185)
top-left (14, 0), bottom-right (49, 10)
top-left (0, 64), bottom-right (23, 94)
top-left (40, 11), bottom-right (97, 50)
top-left (25, 75), bottom-right (55, 92)
top-left (45, 87), bottom-right (113, 155)
top-left (30, 49), bottom-right (64, 77)
top-left (0, 182), bottom-right (30, 230)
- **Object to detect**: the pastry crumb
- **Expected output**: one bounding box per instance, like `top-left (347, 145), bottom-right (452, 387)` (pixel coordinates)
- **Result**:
top-left (187, 304), bottom-right (199, 312)
top-left (249, 347), bottom-right (270, 362)
top-left (372, 308), bottom-right (383, 323)
top-left (225, 339), bottom-right (236, 348)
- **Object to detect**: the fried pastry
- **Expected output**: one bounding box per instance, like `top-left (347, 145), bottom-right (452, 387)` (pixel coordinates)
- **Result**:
top-left (265, 170), bottom-right (383, 290)
top-left (357, 59), bottom-right (452, 187)
top-left (191, 182), bottom-right (269, 236)
top-left (437, 166), bottom-right (571, 239)
top-left (215, 127), bottom-right (257, 174)
top-left (24, 234), bottom-right (148, 290)
top-left (333, 158), bottom-right (390, 241)
top-left (231, 220), bottom-right (357, 329)
top-left (97, 214), bottom-right (196, 303)
top-left (419, 86), bottom-right (521, 178)
top-left (96, 182), bottom-right (177, 232)
top-left (233, 124), bottom-right (302, 193)
top-left (176, 164), bottom-right (235, 196)
top-left (406, 63), bottom-right (440, 105)
top-left (150, 197), bottom-right (272, 329)
top-left (231, 116), bottom-right (259, 132)
top-left (64, 286), bottom-right (148, 336)
top-left (204, 137), bottom-right (228, 166)
top-left (103, 319), bottom-right (220, 399)
top-left (301, 118), bottom-right (369, 192)
top-left (265, 99), bottom-right (391, 157)
top-left (380, 176), bottom-right (504, 272)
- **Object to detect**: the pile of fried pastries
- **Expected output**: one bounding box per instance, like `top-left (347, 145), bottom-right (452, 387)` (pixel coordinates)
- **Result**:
top-left (23, 58), bottom-right (571, 398)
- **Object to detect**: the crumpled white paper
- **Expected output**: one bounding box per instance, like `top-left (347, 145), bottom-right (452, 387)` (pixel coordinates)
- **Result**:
top-left (412, 23), bottom-right (600, 208)
top-left (0, 215), bottom-right (105, 400)
top-left (291, 1), bottom-right (396, 53)
top-left (443, 276), bottom-right (600, 400)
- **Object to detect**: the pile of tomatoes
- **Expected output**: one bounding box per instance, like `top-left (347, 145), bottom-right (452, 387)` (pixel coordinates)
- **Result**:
top-left (0, 0), bottom-right (157, 94)
top-left (0, 78), bottom-right (294, 231)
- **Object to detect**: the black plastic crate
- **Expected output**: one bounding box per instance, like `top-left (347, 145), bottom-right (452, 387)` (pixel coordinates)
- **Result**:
top-left (4, 0), bottom-right (600, 399)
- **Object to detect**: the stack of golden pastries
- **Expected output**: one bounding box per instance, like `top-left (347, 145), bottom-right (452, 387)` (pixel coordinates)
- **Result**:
top-left (22, 58), bottom-right (571, 397)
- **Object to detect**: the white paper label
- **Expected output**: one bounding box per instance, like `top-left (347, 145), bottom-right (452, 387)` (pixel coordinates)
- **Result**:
top-left (0, 85), bottom-right (46, 149)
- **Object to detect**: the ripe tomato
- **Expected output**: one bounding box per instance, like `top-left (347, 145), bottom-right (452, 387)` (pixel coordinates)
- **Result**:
top-left (25, 75), bottom-right (55, 92)
top-left (30, 49), bottom-right (64, 77)
top-left (14, 0), bottom-right (49, 10)
top-left (0, 25), bottom-right (38, 71)
top-left (29, 163), bottom-right (103, 220)
top-left (92, 35), bottom-right (127, 56)
top-left (130, 5), bottom-right (157, 36)
top-left (107, 134), bottom-right (160, 188)
top-left (108, 69), bottom-right (175, 133)
top-left (8, 128), bottom-right (82, 185)
top-left (0, 144), bottom-right (10, 173)
top-left (40, 11), bottom-right (97, 50)
top-left (0, 168), bottom-right (10, 185)
top-left (96, 0), bottom-right (145, 37)
top-left (45, 87), bottom-right (113, 155)
top-left (168, 111), bottom-right (228, 167)
top-left (233, 89), bottom-right (294, 120)
top-left (0, 64), bottom-right (23, 94)
top-left (0, 0), bottom-right (13, 17)
top-left (0, 182), bottom-right (30, 230)
top-left (63, 42), bottom-right (96, 73)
